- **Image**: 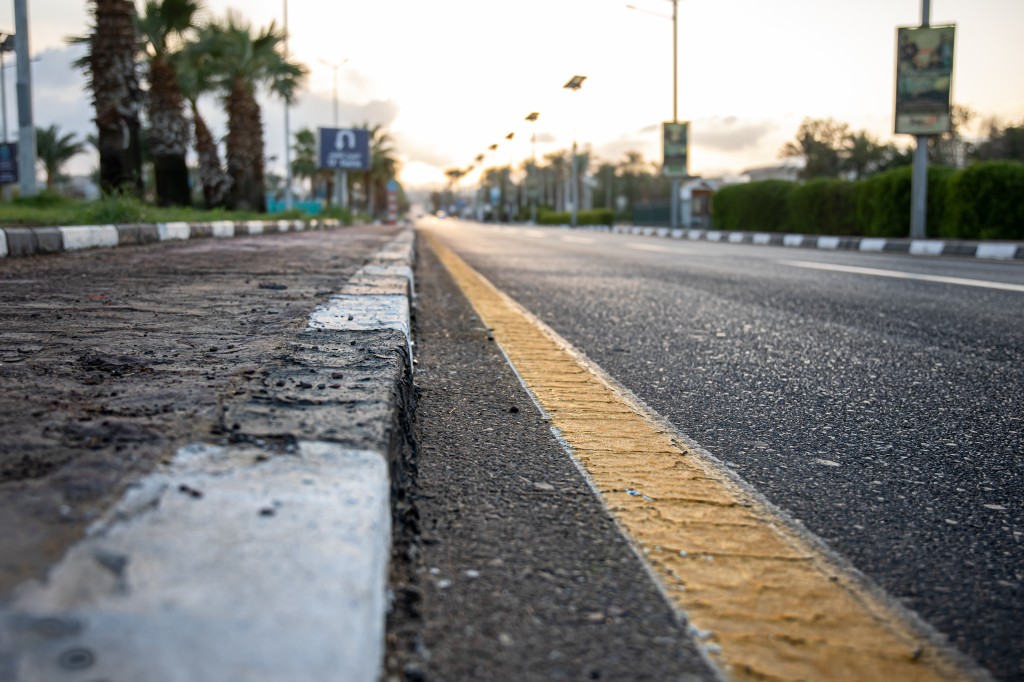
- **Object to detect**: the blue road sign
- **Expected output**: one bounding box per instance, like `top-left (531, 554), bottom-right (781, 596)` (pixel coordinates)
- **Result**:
top-left (0, 142), bottom-right (18, 185)
top-left (318, 128), bottom-right (371, 171)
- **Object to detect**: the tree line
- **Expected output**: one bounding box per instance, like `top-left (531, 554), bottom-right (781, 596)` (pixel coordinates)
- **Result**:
top-left (780, 108), bottom-right (1024, 181)
top-left (58, 0), bottom-right (400, 215)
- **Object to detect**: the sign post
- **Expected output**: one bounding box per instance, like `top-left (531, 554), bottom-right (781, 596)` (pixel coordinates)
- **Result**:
top-left (895, 3), bottom-right (955, 239)
top-left (317, 128), bottom-right (371, 214)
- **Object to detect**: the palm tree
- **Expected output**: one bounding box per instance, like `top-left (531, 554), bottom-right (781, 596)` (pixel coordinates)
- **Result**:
top-left (76, 0), bottom-right (145, 196)
top-left (175, 39), bottom-right (230, 208)
top-left (363, 123), bottom-right (398, 217)
top-left (291, 128), bottom-right (322, 202)
top-left (194, 12), bottom-right (307, 211)
top-left (35, 125), bottom-right (86, 190)
top-left (137, 0), bottom-right (201, 206)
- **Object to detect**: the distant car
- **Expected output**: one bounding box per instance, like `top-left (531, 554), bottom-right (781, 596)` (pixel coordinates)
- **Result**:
top-left (435, 210), bottom-right (447, 219)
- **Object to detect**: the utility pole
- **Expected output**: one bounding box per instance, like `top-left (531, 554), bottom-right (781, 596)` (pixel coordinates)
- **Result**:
top-left (283, 0), bottom-right (292, 211)
top-left (14, 0), bottom-right (35, 197)
top-left (910, 0), bottom-right (930, 239)
top-left (670, 0), bottom-right (680, 231)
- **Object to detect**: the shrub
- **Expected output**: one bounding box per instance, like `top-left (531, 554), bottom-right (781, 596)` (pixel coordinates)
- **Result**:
top-left (537, 208), bottom-right (614, 226)
top-left (942, 161), bottom-right (1024, 240)
top-left (785, 178), bottom-right (857, 235)
top-left (712, 180), bottom-right (794, 231)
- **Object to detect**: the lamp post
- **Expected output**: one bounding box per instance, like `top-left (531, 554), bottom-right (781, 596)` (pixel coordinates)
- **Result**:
top-left (13, 0), bottom-right (35, 197)
top-left (563, 75), bottom-right (586, 228)
top-left (283, 0), bottom-right (292, 211)
top-left (525, 112), bottom-right (539, 223)
top-left (320, 57), bottom-right (348, 210)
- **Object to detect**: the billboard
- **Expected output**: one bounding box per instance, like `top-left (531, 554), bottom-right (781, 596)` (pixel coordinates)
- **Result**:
top-left (317, 128), bottom-right (371, 171)
top-left (662, 122), bottom-right (689, 178)
top-left (895, 25), bottom-right (955, 135)
top-left (0, 143), bottom-right (17, 185)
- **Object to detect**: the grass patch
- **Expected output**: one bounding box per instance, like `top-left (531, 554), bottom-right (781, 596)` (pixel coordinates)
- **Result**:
top-left (0, 193), bottom-right (345, 228)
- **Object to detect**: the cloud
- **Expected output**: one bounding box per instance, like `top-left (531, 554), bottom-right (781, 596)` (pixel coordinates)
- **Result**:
top-left (692, 117), bottom-right (776, 152)
top-left (391, 132), bottom-right (452, 169)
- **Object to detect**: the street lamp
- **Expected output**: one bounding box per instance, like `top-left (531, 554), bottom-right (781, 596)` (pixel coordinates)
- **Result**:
top-left (563, 75), bottom-right (586, 228)
top-left (283, 0), bottom-right (292, 211)
top-left (320, 57), bottom-right (348, 209)
top-left (525, 112), bottom-right (539, 223)
top-left (627, 1), bottom-right (682, 230)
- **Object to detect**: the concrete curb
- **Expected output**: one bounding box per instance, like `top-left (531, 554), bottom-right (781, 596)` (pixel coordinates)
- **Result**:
top-left (551, 224), bottom-right (1024, 261)
top-left (0, 227), bottom-right (417, 682)
top-left (0, 218), bottom-right (344, 259)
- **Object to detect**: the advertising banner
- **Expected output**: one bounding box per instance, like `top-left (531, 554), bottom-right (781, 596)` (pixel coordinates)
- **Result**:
top-left (662, 122), bottom-right (689, 178)
top-left (317, 128), bottom-right (371, 171)
top-left (895, 25), bottom-right (955, 135)
top-left (0, 142), bottom-right (17, 185)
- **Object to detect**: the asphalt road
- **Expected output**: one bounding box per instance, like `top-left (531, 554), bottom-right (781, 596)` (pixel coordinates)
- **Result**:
top-left (422, 218), bottom-right (1024, 681)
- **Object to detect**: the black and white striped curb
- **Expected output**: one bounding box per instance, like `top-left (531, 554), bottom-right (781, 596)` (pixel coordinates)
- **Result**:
top-left (0, 228), bottom-right (416, 682)
top-left (0, 219), bottom-right (344, 259)
top-left (564, 224), bottom-right (1024, 260)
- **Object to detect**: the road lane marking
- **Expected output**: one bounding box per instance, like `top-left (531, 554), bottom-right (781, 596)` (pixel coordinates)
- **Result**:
top-left (782, 260), bottom-right (1024, 293)
top-left (422, 226), bottom-right (980, 682)
top-left (627, 243), bottom-right (691, 254)
top-left (560, 235), bottom-right (595, 244)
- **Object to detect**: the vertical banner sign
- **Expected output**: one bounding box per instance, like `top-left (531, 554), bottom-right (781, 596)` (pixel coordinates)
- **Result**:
top-left (317, 128), bottom-right (372, 171)
top-left (662, 122), bottom-right (689, 178)
top-left (895, 25), bottom-right (955, 135)
top-left (386, 178), bottom-right (399, 225)
top-left (0, 142), bottom-right (17, 185)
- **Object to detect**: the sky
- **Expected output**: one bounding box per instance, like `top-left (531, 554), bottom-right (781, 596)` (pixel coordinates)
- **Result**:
top-left (4, 0), bottom-right (1024, 189)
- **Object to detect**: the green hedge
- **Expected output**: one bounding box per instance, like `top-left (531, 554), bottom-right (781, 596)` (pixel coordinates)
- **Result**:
top-left (711, 161), bottom-right (1023, 239)
top-left (537, 208), bottom-right (615, 226)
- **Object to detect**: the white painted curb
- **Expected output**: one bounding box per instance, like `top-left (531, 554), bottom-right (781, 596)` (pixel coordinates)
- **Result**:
top-left (5, 441), bottom-right (391, 682)
top-left (158, 222), bottom-right (191, 241)
top-left (0, 229), bottom-right (7, 258)
top-left (59, 225), bottom-right (119, 251)
top-left (977, 243), bottom-right (1018, 260)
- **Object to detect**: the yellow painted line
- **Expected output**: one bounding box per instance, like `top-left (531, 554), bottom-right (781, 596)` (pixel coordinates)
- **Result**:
top-left (421, 226), bottom-right (981, 682)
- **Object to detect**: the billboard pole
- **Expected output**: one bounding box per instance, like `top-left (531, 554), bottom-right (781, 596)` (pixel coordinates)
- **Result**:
top-left (14, 0), bottom-right (35, 197)
top-left (910, 0), bottom-right (930, 239)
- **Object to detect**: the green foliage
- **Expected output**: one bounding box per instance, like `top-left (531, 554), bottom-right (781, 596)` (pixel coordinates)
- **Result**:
top-left (785, 179), bottom-right (857, 235)
top-left (942, 161), bottom-right (1024, 240)
top-left (537, 208), bottom-right (614, 226)
top-left (85, 191), bottom-right (151, 224)
top-left (712, 181), bottom-right (794, 231)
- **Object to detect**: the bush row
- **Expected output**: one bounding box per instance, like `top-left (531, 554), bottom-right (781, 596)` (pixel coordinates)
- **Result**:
top-left (712, 161), bottom-right (1024, 240)
top-left (536, 208), bottom-right (615, 226)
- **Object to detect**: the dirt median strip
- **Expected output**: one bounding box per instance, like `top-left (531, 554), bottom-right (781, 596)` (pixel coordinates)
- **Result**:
top-left (0, 228), bottom-right (416, 682)
top-left (421, 225), bottom-right (990, 682)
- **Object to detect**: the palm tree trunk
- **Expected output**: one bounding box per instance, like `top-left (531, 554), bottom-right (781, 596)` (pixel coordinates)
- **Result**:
top-left (191, 101), bottom-right (230, 209)
top-left (226, 79), bottom-right (266, 212)
top-left (89, 0), bottom-right (145, 197)
top-left (148, 56), bottom-right (191, 207)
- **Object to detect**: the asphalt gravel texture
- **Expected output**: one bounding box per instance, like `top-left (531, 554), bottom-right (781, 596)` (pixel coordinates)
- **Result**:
top-left (385, 239), bottom-right (717, 682)
top-left (0, 225), bottom-right (403, 596)
top-left (427, 221), bottom-right (1024, 681)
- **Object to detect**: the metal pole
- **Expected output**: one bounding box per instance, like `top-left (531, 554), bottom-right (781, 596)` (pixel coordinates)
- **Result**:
top-left (283, 0), bottom-right (292, 211)
top-left (670, 0), bottom-right (680, 231)
top-left (910, 0), bottom-right (930, 239)
top-left (570, 138), bottom-right (578, 227)
top-left (531, 120), bottom-right (537, 223)
top-left (14, 0), bottom-right (35, 197)
top-left (1, 48), bottom-right (7, 144)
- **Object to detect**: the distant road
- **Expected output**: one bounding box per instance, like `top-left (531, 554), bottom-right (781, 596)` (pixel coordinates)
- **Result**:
top-left (424, 218), bottom-right (1024, 681)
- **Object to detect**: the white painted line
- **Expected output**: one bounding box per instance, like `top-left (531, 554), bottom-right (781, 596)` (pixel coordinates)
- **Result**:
top-left (753, 233), bottom-right (772, 245)
top-left (910, 240), bottom-right (944, 256)
top-left (859, 238), bottom-right (887, 252)
top-left (817, 236), bottom-right (840, 250)
top-left (781, 260), bottom-right (1024, 293)
top-left (976, 243), bottom-right (1018, 260)
top-left (627, 243), bottom-right (690, 254)
top-left (0, 230), bottom-right (7, 258)
top-left (308, 294), bottom-right (411, 337)
top-left (158, 222), bottom-right (191, 242)
top-left (59, 225), bottom-right (119, 251)
top-left (560, 235), bottom-right (595, 244)
top-left (523, 229), bottom-right (547, 239)
top-left (4, 441), bottom-right (391, 682)
top-left (210, 221), bottom-right (235, 238)
top-left (783, 235), bottom-right (804, 247)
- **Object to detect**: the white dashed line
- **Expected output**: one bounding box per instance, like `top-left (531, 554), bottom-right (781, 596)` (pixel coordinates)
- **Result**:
top-left (781, 260), bottom-right (1024, 293)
